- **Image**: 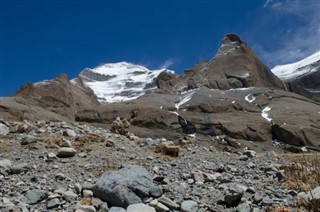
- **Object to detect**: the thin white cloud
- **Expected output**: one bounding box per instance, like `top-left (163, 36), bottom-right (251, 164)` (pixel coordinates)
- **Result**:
top-left (263, 0), bottom-right (274, 8)
top-left (159, 58), bottom-right (175, 69)
top-left (258, 0), bottom-right (320, 67)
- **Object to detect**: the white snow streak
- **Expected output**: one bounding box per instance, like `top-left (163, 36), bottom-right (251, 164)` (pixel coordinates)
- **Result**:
top-left (245, 94), bottom-right (256, 103)
top-left (175, 90), bottom-right (196, 111)
top-left (261, 106), bottom-right (272, 122)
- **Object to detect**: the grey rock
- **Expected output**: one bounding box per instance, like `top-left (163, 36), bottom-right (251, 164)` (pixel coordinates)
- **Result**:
top-left (83, 189), bottom-right (93, 198)
top-left (61, 139), bottom-right (73, 147)
top-left (181, 200), bottom-right (198, 212)
top-left (261, 197), bottom-right (273, 205)
top-left (74, 183), bottom-right (82, 194)
top-left (299, 186), bottom-right (320, 202)
top-left (158, 195), bottom-right (179, 210)
top-left (57, 147), bottom-right (77, 158)
top-left (109, 206), bottom-right (127, 212)
top-left (236, 203), bottom-right (251, 212)
top-left (9, 163), bottom-right (30, 174)
top-left (47, 198), bottom-right (60, 209)
top-left (127, 203), bottom-right (156, 212)
top-left (253, 192), bottom-right (263, 204)
top-left (20, 135), bottom-right (37, 145)
top-left (243, 150), bottom-right (257, 158)
top-left (63, 190), bottom-right (78, 202)
top-left (0, 123), bottom-right (9, 135)
top-left (224, 190), bottom-right (243, 207)
top-left (76, 204), bottom-right (97, 212)
top-left (93, 165), bottom-right (162, 208)
top-left (288, 190), bottom-right (298, 197)
top-left (20, 189), bottom-right (48, 204)
top-left (64, 129), bottom-right (77, 137)
top-left (238, 155), bottom-right (249, 161)
top-left (155, 202), bottom-right (170, 212)
top-left (0, 159), bottom-right (12, 169)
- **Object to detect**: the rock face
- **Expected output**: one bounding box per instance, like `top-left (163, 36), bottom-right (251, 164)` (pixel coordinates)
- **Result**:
top-left (271, 51), bottom-right (320, 102)
top-left (14, 74), bottom-right (99, 120)
top-left (156, 34), bottom-right (285, 92)
top-left (76, 86), bottom-right (320, 147)
top-left (93, 165), bottom-right (163, 208)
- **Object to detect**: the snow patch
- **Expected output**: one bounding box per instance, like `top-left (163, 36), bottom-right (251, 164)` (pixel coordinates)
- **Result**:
top-left (271, 51), bottom-right (320, 81)
top-left (33, 80), bottom-right (53, 86)
top-left (261, 107), bottom-right (272, 122)
top-left (245, 94), bottom-right (256, 103)
top-left (78, 62), bottom-right (174, 103)
top-left (175, 90), bottom-right (196, 111)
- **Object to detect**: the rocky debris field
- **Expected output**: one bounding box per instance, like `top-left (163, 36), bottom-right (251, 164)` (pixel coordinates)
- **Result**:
top-left (0, 120), bottom-right (319, 212)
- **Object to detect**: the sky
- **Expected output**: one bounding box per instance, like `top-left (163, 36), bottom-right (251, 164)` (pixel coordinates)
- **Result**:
top-left (1, 0), bottom-right (320, 96)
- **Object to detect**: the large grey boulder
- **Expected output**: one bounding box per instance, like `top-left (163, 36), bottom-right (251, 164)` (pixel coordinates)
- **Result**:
top-left (93, 165), bottom-right (162, 208)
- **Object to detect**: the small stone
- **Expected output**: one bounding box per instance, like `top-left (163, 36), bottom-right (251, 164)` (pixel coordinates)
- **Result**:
top-left (9, 163), bottom-right (30, 174)
top-left (83, 190), bottom-right (93, 198)
top-left (238, 155), bottom-right (249, 161)
top-left (127, 203), bottom-right (156, 212)
top-left (253, 192), bottom-right (263, 204)
top-left (109, 206), bottom-right (127, 212)
top-left (224, 190), bottom-right (243, 207)
top-left (63, 190), bottom-right (78, 202)
top-left (74, 183), bottom-right (82, 194)
top-left (57, 147), bottom-right (77, 158)
top-left (158, 195), bottom-right (179, 210)
top-left (153, 166), bottom-right (160, 174)
top-left (288, 190), bottom-right (298, 197)
top-left (236, 203), bottom-right (251, 212)
top-left (261, 197), bottom-right (273, 205)
top-left (181, 200), bottom-right (198, 212)
top-left (76, 204), bottom-right (96, 212)
top-left (64, 129), bottom-right (77, 137)
top-left (47, 152), bottom-right (57, 159)
top-left (106, 139), bottom-right (115, 147)
top-left (149, 199), bottom-right (158, 207)
top-left (21, 135), bottom-right (38, 145)
top-left (247, 162), bottom-right (256, 168)
top-left (55, 173), bottom-right (66, 180)
top-left (0, 159), bottom-right (12, 169)
top-left (61, 139), bottom-right (73, 147)
top-left (0, 123), bottom-right (9, 135)
top-left (20, 189), bottom-right (48, 204)
top-left (156, 202), bottom-right (170, 212)
top-left (243, 150), bottom-right (257, 158)
top-left (47, 198), bottom-right (60, 209)
top-left (191, 171), bottom-right (205, 184)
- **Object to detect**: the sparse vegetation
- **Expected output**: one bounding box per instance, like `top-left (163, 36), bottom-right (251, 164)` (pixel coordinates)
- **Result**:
top-left (281, 153), bottom-right (320, 211)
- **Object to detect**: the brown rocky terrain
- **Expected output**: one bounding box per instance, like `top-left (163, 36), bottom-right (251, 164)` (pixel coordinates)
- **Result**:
top-left (14, 74), bottom-right (99, 120)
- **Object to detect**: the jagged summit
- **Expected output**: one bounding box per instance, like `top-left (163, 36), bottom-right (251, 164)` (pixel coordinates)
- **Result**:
top-left (76, 62), bottom-right (173, 103)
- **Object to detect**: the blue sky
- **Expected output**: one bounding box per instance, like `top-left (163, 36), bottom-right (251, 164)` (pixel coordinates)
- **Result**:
top-left (1, 0), bottom-right (319, 96)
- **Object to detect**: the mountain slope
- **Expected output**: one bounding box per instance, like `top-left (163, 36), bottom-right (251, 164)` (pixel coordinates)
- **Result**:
top-left (271, 51), bottom-right (320, 102)
top-left (76, 62), bottom-right (172, 103)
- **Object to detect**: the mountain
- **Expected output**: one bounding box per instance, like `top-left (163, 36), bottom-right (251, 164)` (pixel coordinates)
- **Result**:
top-left (156, 34), bottom-right (285, 93)
top-left (76, 62), bottom-right (172, 103)
top-left (2, 34), bottom-right (320, 150)
top-left (271, 51), bottom-right (320, 102)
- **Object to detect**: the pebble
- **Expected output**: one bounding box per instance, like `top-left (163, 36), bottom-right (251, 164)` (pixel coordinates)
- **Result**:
top-left (57, 147), bottom-right (77, 158)
top-left (20, 135), bottom-right (37, 145)
top-left (181, 200), bottom-right (198, 212)
top-left (9, 163), bottom-right (30, 174)
top-left (109, 206), bottom-right (127, 212)
top-left (127, 203), bottom-right (156, 212)
top-left (47, 198), bottom-right (60, 209)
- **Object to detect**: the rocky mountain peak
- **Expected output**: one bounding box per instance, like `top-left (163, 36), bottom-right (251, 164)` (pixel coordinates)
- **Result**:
top-left (222, 33), bottom-right (243, 45)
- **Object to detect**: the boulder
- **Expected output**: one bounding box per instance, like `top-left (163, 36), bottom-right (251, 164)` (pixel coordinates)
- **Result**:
top-left (93, 165), bottom-right (162, 208)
